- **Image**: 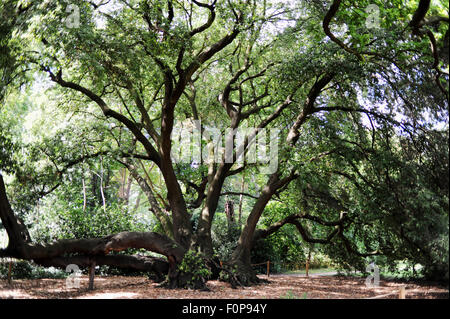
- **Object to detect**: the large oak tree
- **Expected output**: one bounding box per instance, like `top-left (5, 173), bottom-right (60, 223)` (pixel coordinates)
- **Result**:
top-left (1, 0), bottom-right (448, 287)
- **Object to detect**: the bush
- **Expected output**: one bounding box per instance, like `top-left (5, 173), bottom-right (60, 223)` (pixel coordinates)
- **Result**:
top-left (177, 250), bottom-right (212, 289)
top-left (0, 259), bottom-right (66, 279)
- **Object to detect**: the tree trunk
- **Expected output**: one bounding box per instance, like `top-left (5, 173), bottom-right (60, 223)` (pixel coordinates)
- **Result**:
top-left (306, 249), bottom-right (311, 277)
top-left (82, 175), bottom-right (87, 212)
top-left (196, 162), bottom-right (233, 257)
top-left (230, 172), bottom-right (296, 284)
top-left (229, 185), bottom-right (275, 285)
top-left (159, 156), bottom-right (193, 249)
top-left (88, 261), bottom-right (96, 290)
top-left (225, 198), bottom-right (235, 230)
top-left (0, 174), bottom-right (30, 252)
top-left (91, 172), bottom-right (98, 206)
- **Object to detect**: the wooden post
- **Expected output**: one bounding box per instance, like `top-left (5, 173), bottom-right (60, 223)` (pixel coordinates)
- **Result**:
top-left (88, 261), bottom-right (96, 290)
top-left (306, 251), bottom-right (311, 277)
top-left (399, 286), bottom-right (406, 299)
top-left (267, 260), bottom-right (270, 277)
top-left (7, 261), bottom-right (12, 285)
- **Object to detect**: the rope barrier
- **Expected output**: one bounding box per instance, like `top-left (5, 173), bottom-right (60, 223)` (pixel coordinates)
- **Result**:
top-left (250, 260), bottom-right (271, 277)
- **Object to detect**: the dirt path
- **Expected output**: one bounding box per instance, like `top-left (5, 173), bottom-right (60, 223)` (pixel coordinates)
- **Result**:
top-left (0, 275), bottom-right (447, 299)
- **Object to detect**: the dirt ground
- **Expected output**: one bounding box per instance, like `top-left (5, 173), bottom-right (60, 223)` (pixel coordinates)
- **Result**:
top-left (0, 274), bottom-right (448, 299)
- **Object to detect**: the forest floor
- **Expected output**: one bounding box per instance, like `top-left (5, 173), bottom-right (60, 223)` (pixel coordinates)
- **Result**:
top-left (0, 274), bottom-right (448, 299)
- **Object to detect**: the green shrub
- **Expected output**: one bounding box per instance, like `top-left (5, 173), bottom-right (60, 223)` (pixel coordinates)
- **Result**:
top-left (0, 259), bottom-right (66, 279)
top-left (177, 250), bottom-right (212, 288)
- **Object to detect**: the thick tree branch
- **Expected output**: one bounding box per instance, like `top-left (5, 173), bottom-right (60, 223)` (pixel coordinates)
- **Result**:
top-left (220, 191), bottom-right (258, 199)
top-left (409, 0), bottom-right (431, 34)
top-left (190, 0), bottom-right (217, 37)
top-left (34, 254), bottom-right (169, 281)
top-left (322, 0), bottom-right (362, 60)
top-left (43, 68), bottom-right (161, 167)
top-left (287, 73), bottom-right (335, 145)
top-left (252, 210), bottom-right (345, 247)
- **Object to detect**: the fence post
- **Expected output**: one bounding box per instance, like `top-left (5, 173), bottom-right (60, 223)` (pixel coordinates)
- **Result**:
top-left (267, 260), bottom-right (270, 277)
top-left (399, 286), bottom-right (406, 299)
top-left (7, 261), bottom-right (12, 285)
top-left (88, 261), bottom-right (96, 290)
top-left (305, 260), bottom-right (309, 277)
top-left (306, 250), bottom-right (311, 277)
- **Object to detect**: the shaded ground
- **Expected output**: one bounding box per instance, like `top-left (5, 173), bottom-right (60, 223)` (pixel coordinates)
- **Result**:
top-left (0, 274), bottom-right (447, 299)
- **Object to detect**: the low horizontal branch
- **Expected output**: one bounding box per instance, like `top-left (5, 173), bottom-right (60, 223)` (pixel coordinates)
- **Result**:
top-left (5, 232), bottom-right (186, 266)
top-left (220, 191), bottom-right (258, 199)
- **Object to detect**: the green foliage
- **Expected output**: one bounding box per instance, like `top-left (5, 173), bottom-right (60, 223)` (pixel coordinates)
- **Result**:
top-left (96, 264), bottom-right (151, 278)
top-left (0, 260), bottom-right (66, 279)
top-left (252, 203), bottom-right (308, 273)
top-left (218, 264), bottom-right (238, 283)
top-left (211, 213), bottom-right (241, 262)
top-left (296, 122), bottom-right (449, 281)
top-left (29, 199), bottom-right (148, 243)
top-left (0, 121), bottom-right (17, 175)
top-left (177, 250), bottom-right (212, 288)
